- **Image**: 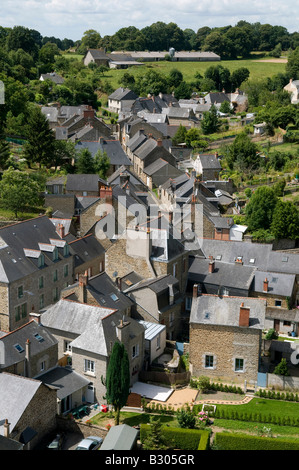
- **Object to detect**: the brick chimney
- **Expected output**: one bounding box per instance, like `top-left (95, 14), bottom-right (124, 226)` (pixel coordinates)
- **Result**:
top-left (263, 278), bottom-right (269, 293)
top-left (208, 259), bottom-right (215, 273)
top-left (56, 223), bottom-right (65, 239)
top-left (99, 184), bottom-right (113, 201)
top-left (239, 302), bottom-right (250, 327)
top-left (78, 272), bottom-right (88, 303)
top-left (83, 106), bottom-right (95, 120)
top-left (29, 312), bottom-right (41, 324)
top-left (157, 138), bottom-right (163, 147)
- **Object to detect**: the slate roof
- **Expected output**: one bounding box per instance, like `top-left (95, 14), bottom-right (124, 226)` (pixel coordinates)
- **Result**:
top-left (41, 298), bottom-right (143, 356)
top-left (108, 87), bottom-right (138, 101)
top-left (200, 239), bottom-right (299, 276)
top-left (35, 366), bottom-right (90, 400)
top-left (65, 174), bottom-right (103, 193)
top-left (195, 154), bottom-right (222, 170)
top-left (188, 257), bottom-right (256, 292)
top-left (0, 216), bottom-right (69, 283)
top-left (100, 424), bottom-right (138, 450)
top-left (40, 73), bottom-right (64, 84)
top-left (0, 320), bottom-right (58, 369)
top-left (190, 295), bottom-right (266, 329)
top-left (252, 271), bottom-right (296, 297)
top-left (75, 140), bottom-right (131, 166)
top-left (0, 373), bottom-right (42, 435)
top-left (62, 272), bottom-right (134, 312)
top-left (69, 234), bottom-right (105, 268)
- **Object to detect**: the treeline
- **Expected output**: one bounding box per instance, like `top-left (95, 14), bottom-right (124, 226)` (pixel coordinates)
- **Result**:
top-left (79, 21), bottom-right (299, 58)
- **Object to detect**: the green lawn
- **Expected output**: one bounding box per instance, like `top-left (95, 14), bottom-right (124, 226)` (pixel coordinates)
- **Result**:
top-left (213, 418), bottom-right (299, 439)
top-left (215, 398), bottom-right (299, 421)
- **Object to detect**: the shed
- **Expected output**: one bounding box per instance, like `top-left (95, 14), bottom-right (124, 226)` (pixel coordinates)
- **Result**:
top-left (100, 424), bottom-right (138, 450)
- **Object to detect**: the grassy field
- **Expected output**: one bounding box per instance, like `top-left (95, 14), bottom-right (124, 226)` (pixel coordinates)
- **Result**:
top-left (214, 397), bottom-right (299, 420)
top-left (62, 51), bottom-right (287, 92)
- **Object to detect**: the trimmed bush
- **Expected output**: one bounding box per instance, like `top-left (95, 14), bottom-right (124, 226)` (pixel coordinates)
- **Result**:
top-left (215, 432), bottom-right (299, 450)
top-left (140, 424), bottom-right (210, 450)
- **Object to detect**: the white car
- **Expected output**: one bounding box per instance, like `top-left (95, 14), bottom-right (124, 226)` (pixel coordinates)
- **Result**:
top-left (75, 436), bottom-right (103, 450)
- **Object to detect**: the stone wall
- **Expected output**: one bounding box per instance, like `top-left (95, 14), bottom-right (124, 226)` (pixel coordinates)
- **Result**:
top-left (189, 323), bottom-right (261, 384)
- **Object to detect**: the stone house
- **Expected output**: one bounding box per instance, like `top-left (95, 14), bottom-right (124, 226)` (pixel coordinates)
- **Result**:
top-left (193, 154), bottom-right (222, 181)
top-left (189, 293), bottom-right (266, 384)
top-left (105, 223), bottom-right (189, 294)
top-left (0, 372), bottom-right (57, 449)
top-left (40, 298), bottom-right (145, 405)
top-left (83, 49), bottom-right (110, 67)
top-left (0, 317), bottom-right (58, 378)
top-left (124, 274), bottom-right (184, 341)
top-left (108, 87), bottom-right (138, 113)
top-left (0, 216), bottom-right (74, 332)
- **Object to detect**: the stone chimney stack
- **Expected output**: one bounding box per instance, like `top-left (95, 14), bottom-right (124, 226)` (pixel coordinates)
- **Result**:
top-left (239, 302), bottom-right (250, 327)
top-left (157, 138), bottom-right (163, 147)
top-left (29, 312), bottom-right (41, 324)
top-left (263, 278), bottom-right (269, 293)
top-left (116, 317), bottom-right (130, 343)
top-left (78, 272), bottom-right (88, 303)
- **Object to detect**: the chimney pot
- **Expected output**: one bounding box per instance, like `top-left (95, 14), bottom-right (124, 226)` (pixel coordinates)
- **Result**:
top-left (208, 260), bottom-right (215, 273)
top-left (263, 278), bottom-right (269, 293)
top-left (4, 419), bottom-right (10, 438)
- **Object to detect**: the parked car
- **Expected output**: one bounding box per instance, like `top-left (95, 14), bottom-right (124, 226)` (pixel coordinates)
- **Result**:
top-left (47, 433), bottom-right (65, 450)
top-left (75, 436), bottom-right (103, 450)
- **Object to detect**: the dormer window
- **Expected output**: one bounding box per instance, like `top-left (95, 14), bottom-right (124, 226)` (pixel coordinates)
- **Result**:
top-left (63, 244), bottom-right (69, 257)
top-left (38, 253), bottom-right (45, 268)
top-left (52, 247), bottom-right (58, 261)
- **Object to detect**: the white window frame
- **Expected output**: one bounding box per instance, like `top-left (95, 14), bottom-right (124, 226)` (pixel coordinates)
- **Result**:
top-left (132, 344), bottom-right (139, 359)
top-left (84, 359), bottom-right (95, 374)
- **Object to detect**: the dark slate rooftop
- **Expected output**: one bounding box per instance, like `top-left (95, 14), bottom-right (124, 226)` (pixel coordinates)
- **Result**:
top-left (252, 270), bottom-right (296, 297)
top-left (0, 216), bottom-right (69, 283)
top-left (69, 234), bottom-right (105, 268)
top-left (188, 257), bottom-right (256, 291)
top-left (35, 366), bottom-right (90, 400)
top-left (75, 140), bottom-right (131, 166)
top-left (0, 320), bottom-right (58, 369)
top-left (108, 87), bottom-right (138, 101)
top-left (66, 174), bottom-right (104, 193)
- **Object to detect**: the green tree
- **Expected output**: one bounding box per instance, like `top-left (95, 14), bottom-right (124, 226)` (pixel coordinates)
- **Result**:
top-left (0, 122), bottom-right (10, 169)
top-left (271, 200), bottom-right (299, 240)
top-left (274, 358), bottom-right (289, 376)
top-left (226, 132), bottom-right (260, 172)
top-left (39, 42), bottom-right (60, 66)
top-left (0, 167), bottom-right (42, 218)
top-left (52, 140), bottom-right (76, 171)
top-left (106, 342), bottom-right (130, 425)
top-left (76, 148), bottom-right (95, 174)
top-left (94, 150), bottom-right (110, 179)
top-left (245, 186), bottom-right (278, 232)
top-left (142, 417), bottom-right (168, 450)
top-left (78, 29), bottom-right (101, 54)
top-left (201, 105), bottom-right (221, 135)
top-left (286, 46), bottom-right (299, 80)
top-left (219, 100), bottom-right (232, 114)
top-left (23, 105), bottom-right (55, 168)
top-left (172, 124), bottom-right (187, 146)
top-left (176, 409), bottom-right (196, 429)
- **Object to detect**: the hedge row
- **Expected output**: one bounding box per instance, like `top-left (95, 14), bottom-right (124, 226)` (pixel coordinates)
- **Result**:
top-left (215, 408), bottom-right (299, 427)
top-left (255, 389), bottom-right (299, 402)
top-left (190, 378), bottom-right (243, 395)
top-left (140, 425), bottom-right (210, 451)
top-left (215, 432), bottom-right (299, 450)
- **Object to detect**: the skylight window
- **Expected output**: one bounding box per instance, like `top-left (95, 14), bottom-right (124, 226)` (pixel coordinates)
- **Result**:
top-left (34, 333), bottom-right (44, 342)
top-left (282, 256), bottom-right (288, 262)
top-left (215, 255), bottom-right (222, 261)
top-left (249, 258), bottom-right (255, 264)
top-left (14, 344), bottom-right (24, 353)
top-left (110, 293), bottom-right (119, 301)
